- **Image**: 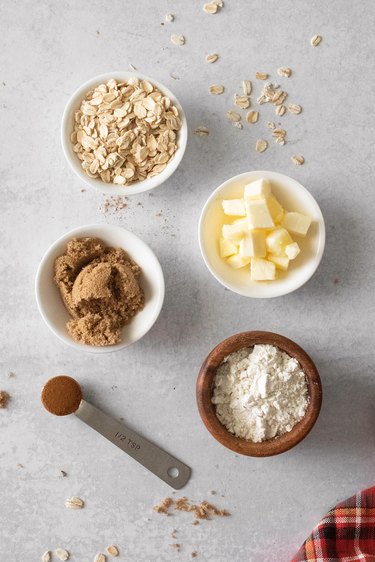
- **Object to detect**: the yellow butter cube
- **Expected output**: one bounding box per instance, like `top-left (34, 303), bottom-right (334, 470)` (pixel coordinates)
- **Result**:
top-left (250, 258), bottom-right (276, 281)
top-left (266, 227), bottom-right (293, 256)
top-left (222, 221), bottom-right (247, 241)
top-left (267, 196), bottom-right (284, 225)
top-left (266, 226), bottom-right (293, 256)
top-left (285, 242), bottom-right (301, 260)
top-left (268, 255), bottom-right (290, 271)
top-left (244, 178), bottom-right (272, 199)
top-left (233, 218), bottom-right (248, 227)
top-left (227, 254), bottom-right (251, 269)
top-left (220, 238), bottom-right (238, 258)
top-left (282, 212), bottom-right (311, 236)
top-left (245, 199), bottom-right (275, 229)
top-left (222, 199), bottom-right (246, 216)
top-left (239, 231), bottom-right (266, 258)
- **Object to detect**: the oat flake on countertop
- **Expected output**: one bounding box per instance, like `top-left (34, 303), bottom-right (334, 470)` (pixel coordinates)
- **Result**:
top-left (311, 34), bottom-right (322, 46)
top-left (255, 139), bottom-right (268, 153)
top-left (55, 549), bottom-right (69, 561)
top-left (291, 154), bottom-right (305, 165)
top-left (194, 126), bottom-right (209, 136)
top-left (212, 345), bottom-right (309, 442)
top-left (106, 545), bottom-right (119, 557)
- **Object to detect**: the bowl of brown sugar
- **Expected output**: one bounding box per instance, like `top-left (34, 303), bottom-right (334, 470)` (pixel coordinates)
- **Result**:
top-left (35, 224), bottom-right (165, 353)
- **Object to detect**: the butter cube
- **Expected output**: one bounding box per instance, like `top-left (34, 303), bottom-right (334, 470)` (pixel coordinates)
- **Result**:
top-left (268, 255), bottom-right (290, 271)
top-left (233, 218), bottom-right (248, 227)
top-left (244, 178), bottom-right (272, 199)
top-left (250, 258), bottom-right (276, 281)
top-left (239, 231), bottom-right (266, 258)
top-left (267, 196), bottom-right (284, 225)
top-left (285, 242), bottom-right (301, 260)
top-left (266, 227), bottom-right (293, 256)
top-left (220, 238), bottom-right (238, 258)
top-left (222, 221), bottom-right (247, 241)
top-left (282, 212), bottom-right (311, 236)
top-left (245, 199), bottom-right (275, 229)
top-left (222, 199), bottom-right (246, 216)
top-left (227, 254), bottom-right (251, 269)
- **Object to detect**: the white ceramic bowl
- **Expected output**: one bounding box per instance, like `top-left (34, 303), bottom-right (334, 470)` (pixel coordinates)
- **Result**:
top-left (61, 71), bottom-right (188, 195)
top-left (199, 171), bottom-right (325, 298)
top-left (35, 224), bottom-right (165, 353)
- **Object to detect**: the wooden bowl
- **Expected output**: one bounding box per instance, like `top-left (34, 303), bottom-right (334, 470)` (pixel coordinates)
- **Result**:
top-left (196, 331), bottom-right (322, 457)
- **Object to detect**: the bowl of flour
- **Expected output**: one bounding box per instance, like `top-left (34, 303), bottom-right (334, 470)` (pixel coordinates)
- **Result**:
top-left (196, 331), bottom-right (322, 457)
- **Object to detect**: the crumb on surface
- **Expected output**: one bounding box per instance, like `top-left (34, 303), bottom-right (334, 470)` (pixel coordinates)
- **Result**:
top-left (0, 390), bottom-right (10, 408)
top-left (192, 552), bottom-right (198, 558)
top-left (153, 497), bottom-right (174, 515)
top-left (153, 496), bottom-right (230, 520)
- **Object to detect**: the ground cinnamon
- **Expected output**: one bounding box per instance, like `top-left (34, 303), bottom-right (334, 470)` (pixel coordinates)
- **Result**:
top-left (41, 376), bottom-right (82, 416)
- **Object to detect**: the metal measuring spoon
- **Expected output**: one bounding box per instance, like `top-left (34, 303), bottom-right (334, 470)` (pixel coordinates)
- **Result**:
top-left (41, 375), bottom-right (191, 489)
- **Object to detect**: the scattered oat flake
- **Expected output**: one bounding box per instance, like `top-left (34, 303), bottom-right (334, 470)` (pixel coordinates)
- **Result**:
top-left (213, 0), bottom-right (224, 5)
top-left (267, 121), bottom-right (276, 130)
top-left (55, 549), bottom-right (69, 561)
top-left (192, 520), bottom-right (200, 525)
top-left (272, 127), bottom-right (286, 136)
top-left (233, 122), bottom-right (243, 129)
top-left (288, 103), bottom-right (302, 114)
top-left (246, 110), bottom-right (259, 124)
top-left (277, 67), bottom-right (292, 78)
top-left (106, 546), bottom-right (119, 557)
top-left (65, 496), bottom-right (84, 509)
top-left (291, 154), bottom-right (305, 165)
top-left (272, 90), bottom-right (288, 105)
top-left (275, 105), bottom-right (286, 116)
top-left (206, 53), bottom-right (219, 64)
top-left (256, 72), bottom-right (268, 80)
top-left (242, 80), bottom-right (252, 95)
top-left (311, 34), bottom-right (322, 47)
top-left (226, 110), bottom-right (241, 123)
top-left (203, 2), bottom-right (218, 13)
top-left (171, 34), bottom-right (185, 45)
top-left (94, 554), bottom-right (106, 562)
top-left (194, 126), bottom-right (209, 136)
top-left (165, 13), bottom-right (174, 22)
top-left (255, 139), bottom-right (268, 153)
top-left (41, 552), bottom-right (51, 562)
top-left (234, 94), bottom-right (250, 109)
top-left (0, 390), bottom-right (9, 408)
top-left (209, 84), bottom-right (224, 95)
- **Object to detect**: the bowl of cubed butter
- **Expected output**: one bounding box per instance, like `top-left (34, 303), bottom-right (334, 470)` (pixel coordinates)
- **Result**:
top-left (198, 171), bottom-right (325, 298)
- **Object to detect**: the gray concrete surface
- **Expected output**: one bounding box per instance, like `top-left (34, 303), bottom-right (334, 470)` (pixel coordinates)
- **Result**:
top-left (1, 1), bottom-right (375, 560)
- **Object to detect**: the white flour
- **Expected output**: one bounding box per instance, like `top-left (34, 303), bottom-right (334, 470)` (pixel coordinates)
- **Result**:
top-left (212, 345), bottom-right (309, 443)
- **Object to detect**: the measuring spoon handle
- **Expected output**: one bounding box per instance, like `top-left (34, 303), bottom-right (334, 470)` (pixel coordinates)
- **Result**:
top-left (75, 400), bottom-right (191, 489)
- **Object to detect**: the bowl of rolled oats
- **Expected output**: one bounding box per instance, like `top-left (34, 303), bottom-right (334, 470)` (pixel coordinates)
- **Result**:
top-left (62, 72), bottom-right (187, 195)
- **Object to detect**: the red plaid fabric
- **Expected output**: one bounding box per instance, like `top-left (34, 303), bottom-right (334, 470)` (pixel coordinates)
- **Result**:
top-left (292, 486), bottom-right (375, 561)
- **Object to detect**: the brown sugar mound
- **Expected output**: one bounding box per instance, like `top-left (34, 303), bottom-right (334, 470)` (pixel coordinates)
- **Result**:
top-left (54, 237), bottom-right (144, 346)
